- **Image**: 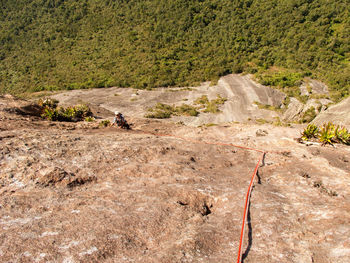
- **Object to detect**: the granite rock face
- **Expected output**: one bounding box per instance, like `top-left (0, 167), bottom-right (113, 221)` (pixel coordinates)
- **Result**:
top-left (1, 96), bottom-right (350, 263)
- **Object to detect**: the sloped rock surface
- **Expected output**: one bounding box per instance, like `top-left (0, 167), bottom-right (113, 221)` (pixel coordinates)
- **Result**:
top-left (313, 97), bottom-right (350, 127)
top-left (1, 96), bottom-right (350, 263)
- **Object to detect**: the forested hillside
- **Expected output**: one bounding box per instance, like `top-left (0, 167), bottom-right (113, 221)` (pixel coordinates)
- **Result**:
top-left (0, 0), bottom-right (349, 100)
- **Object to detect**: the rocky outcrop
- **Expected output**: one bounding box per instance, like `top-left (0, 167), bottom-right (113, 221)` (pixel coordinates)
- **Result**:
top-left (282, 98), bottom-right (332, 123)
top-left (313, 97), bottom-right (350, 127)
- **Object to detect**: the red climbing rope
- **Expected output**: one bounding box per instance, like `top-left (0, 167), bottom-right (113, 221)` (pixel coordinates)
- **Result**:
top-left (134, 129), bottom-right (265, 263)
top-left (236, 152), bottom-right (265, 263)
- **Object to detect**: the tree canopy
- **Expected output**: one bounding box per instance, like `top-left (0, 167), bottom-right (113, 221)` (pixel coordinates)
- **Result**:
top-left (0, 0), bottom-right (349, 99)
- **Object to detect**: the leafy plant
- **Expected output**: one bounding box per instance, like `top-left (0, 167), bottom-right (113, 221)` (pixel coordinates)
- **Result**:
top-left (319, 122), bottom-right (336, 145)
top-left (301, 124), bottom-right (319, 141)
top-left (334, 126), bottom-right (350, 145)
top-left (300, 122), bottom-right (350, 146)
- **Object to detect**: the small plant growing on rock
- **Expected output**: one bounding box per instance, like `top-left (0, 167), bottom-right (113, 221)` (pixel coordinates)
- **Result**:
top-left (85, 116), bottom-right (95, 122)
top-left (301, 124), bottom-right (319, 141)
top-left (300, 122), bottom-right (350, 146)
top-left (319, 122), bottom-right (336, 145)
top-left (334, 126), bottom-right (350, 145)
top-left (99, 120), bottom-right (111, 127)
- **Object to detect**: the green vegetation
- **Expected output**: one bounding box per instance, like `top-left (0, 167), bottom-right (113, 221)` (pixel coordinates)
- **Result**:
top-left (301, 124), bottom-right (319, 140)
top-left (319, 122), bottom-right (337, 145)
top-left (254, 101), bottom-right (281, 112)
top-left (254, 68), bottom-right (312, 103)
top-left (195, 95), bottom-right (227, 113)
top-left (84, 116), bottom-right (95, 122)
top-left (301, 122), bottom-right (350, 145)
top-left (145, 103), bottom-right (199, 119)
top-left (99, 120), bottom-right (111, 127)
top-left (38, 98), bottom-right (92, 121)
top-left (0, 0), bottom-right (349, 100)
top-left (300, 106), bottom-right (317, 123)
top-left (256, 70), bottom-right (303, 88)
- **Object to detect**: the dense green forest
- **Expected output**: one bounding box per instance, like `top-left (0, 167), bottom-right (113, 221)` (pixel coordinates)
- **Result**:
top-left (0, 0), bottom-right (349, 100)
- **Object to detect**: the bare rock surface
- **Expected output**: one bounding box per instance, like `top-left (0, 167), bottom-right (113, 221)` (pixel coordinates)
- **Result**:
top-left (1, 96), bottom-right (350, 263)
top-left (50, 74), bottom-right (285, 126)
top-left (313, 97), bottom-right (350, 127)
top-left (300, 78), bottom-right (329, 96)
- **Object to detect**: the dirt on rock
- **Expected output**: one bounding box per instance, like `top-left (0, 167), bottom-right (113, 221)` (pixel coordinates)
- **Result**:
top-left (1, 95), bottom-right (350, 263)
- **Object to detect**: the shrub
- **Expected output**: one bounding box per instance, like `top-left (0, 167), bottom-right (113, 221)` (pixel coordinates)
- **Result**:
top-left (175, 104), bottom-right (199, 116)
top-left (73, 104), bottom-right (92, 119)
top-left (42, 107), bottom-right (59, 121)
top-left (38, 99), bottom-right (92, 122)
top-left (99, 120), bottom-right (111, 127)
top-left (145, 110), bottom-right (172, 119)
top-left (145, 103), bottom-right (198, 118)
